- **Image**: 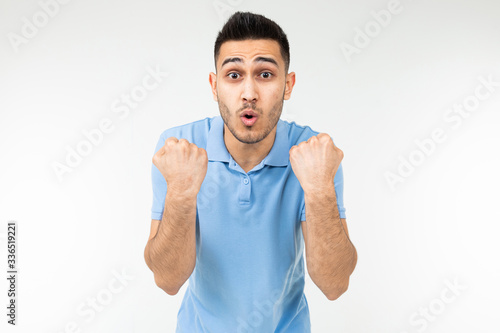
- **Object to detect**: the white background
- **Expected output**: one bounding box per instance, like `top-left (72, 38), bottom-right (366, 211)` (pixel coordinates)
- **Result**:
top-left (1, 0), bottom-right (499, 332)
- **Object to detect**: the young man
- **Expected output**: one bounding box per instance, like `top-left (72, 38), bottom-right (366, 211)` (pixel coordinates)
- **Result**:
top-left (144, 11), bottom-right (357, 332)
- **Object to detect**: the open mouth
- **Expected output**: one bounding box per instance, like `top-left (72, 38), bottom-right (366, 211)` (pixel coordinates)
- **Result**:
top-left (240, 110), bottom-right (258, 126)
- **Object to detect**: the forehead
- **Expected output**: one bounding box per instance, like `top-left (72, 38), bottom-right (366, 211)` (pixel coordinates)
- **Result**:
top-left (217, 39), bottom-right (282, 69)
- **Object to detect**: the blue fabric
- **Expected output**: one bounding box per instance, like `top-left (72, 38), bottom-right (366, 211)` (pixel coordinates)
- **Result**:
top-left (151, 115), bottom-right (346, 332)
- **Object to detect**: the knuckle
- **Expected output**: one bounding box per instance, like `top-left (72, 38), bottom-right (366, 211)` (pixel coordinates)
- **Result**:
top-left (152, 153), bottom-right (162, 166)
top-left (165, 136), bottom-right (178, 143)
top-left (319, 133), bottom-right (331, 142)
top-left (201, 154), bottom-right (208, 164)
top-left (160, 146), bottom-right (169, 155)
top-left (178, 138), bottom-right (189, 145)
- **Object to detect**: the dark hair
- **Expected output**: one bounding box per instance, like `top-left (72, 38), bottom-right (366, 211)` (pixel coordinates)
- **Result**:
top-left (214, 11), bottom-right (290, 73)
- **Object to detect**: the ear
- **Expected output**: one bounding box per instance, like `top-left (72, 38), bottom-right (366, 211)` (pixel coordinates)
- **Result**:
top-left (209, 72), bottom-right (218, 102)
top-left (284, 71), bottom-right (296, 100)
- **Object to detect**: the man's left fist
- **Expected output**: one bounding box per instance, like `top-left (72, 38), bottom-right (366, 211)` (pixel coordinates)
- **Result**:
top-left (289, 133), bottom-right (343, 193)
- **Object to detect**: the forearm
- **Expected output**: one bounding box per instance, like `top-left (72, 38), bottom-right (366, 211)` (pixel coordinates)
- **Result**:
top-left (145, 191), bottom-right (197, 294)
top-left (304, 185), bottom-right (357, 299)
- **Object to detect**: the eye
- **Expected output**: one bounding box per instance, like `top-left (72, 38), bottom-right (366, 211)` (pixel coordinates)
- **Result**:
top-left (260, 72), bottom-right (272, 79)
top-left (227, 72), bottom-right (240, 79)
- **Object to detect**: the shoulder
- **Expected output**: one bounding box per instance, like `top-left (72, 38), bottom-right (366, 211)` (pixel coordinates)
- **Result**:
top-left (279, 118), bottom-right (321, 146)
top-left (158, 116), bottom-right (217, 147)
top-left (280, 118), bottom-right (340, 147)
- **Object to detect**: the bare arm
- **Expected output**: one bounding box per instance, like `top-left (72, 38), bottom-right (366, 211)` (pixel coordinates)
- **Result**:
top-left (144, 136), bottom-right (207, 295)
top-left (289, 133), bottom-right (356, 301)
top-left (144, 191), bottom-right (197, 295)
top-left (302, 185), bottom-right (357, 300)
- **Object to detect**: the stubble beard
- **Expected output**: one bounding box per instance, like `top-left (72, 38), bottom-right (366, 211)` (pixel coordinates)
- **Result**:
top-left (217, 91), bottom-right (285, 145)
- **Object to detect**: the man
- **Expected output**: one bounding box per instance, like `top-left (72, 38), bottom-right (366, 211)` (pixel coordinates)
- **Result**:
top-left (144, 11), bottom-right (357, 332)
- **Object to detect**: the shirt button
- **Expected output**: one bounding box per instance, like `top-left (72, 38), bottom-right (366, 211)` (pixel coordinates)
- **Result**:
top-left (243, 177), bottom-right (249, 185)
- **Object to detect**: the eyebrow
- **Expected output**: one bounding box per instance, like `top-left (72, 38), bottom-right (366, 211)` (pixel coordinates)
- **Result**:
top-left (221, 56), bottom-right (279, 69)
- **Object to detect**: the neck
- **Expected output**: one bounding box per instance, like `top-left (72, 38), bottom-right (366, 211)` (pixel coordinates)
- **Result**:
top-left (223, 124), bottom-right (277, 173)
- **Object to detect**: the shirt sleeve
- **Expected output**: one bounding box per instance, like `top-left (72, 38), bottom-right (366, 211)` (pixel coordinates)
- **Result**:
top-left (151, 133), bottom-right (167, 221)
top-left (299, 160), bottom-right (347, 222)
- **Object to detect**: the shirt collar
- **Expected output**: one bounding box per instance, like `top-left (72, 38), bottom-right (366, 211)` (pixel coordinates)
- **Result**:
top-left (206, 115), bottom-right (289, 167)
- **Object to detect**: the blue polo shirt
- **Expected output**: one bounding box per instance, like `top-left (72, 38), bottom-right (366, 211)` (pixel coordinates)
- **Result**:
top-left (151, 115), bottom-right (346, 332)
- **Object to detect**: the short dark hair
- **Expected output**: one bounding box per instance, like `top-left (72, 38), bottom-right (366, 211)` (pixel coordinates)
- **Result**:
top-left (214, 11), bottom-right (290, 73)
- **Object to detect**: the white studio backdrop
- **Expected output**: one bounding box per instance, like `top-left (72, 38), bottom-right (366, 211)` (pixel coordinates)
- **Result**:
top-left (1, 0), bottom-right (499, 332)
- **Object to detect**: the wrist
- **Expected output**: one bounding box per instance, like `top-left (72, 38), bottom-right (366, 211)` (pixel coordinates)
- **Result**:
top-left (303, 183), bottom-right (336, 200)
top-left (166, 189), bottom-right (198, 203)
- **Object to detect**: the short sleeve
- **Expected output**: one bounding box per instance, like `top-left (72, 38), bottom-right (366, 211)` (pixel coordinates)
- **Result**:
top-left (300, 161), bottom-right (347, 222)
top-left (151, 133), bottom-right (167, 221)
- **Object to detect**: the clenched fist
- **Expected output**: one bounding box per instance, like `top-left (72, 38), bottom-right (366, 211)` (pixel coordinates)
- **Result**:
top-left (289, 133), bottom-right (343, 194)
top-left (153, 137), bottom-right (208, 197)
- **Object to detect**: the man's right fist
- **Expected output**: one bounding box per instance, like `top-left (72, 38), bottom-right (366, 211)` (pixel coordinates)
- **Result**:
top-left (153, 137), bottom-right (208, 197)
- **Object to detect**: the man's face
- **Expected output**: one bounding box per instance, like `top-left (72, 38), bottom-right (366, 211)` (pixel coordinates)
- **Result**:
top-left (209, 39), bottom-right (295, 144)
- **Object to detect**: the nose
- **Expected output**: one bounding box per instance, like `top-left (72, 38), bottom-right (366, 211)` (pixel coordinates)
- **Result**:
top-left (241, 77), bottom-right (258, 103)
